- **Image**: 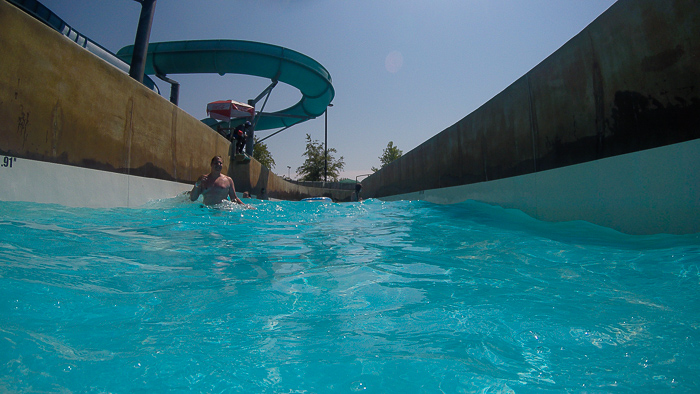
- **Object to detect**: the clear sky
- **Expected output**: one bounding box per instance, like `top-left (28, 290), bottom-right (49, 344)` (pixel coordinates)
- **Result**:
top-left (40, 0), bottom-right (616, 181)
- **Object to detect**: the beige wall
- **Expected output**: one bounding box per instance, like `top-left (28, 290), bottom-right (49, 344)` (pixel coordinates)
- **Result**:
top-left (0, 0), bottom-right (229, 183)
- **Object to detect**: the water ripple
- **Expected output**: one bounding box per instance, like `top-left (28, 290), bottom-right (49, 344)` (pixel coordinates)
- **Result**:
top-left (0, 199), bottom-right (698, 392)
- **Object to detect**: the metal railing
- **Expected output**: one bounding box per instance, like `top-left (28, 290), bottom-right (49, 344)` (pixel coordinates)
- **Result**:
top-left (8, 0), bottom-right (160, 93)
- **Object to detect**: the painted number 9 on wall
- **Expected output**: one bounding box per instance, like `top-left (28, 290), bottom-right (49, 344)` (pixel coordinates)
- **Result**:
top-left (2, 156), bottom-right (17, 168)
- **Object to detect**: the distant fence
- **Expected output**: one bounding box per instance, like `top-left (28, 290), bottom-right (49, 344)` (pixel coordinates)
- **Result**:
top-left (286, 180), bottom-right (357, 190)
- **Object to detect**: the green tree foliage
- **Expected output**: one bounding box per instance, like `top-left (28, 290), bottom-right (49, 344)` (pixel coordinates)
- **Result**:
top-left (297, 134), bottom-right (345, 181)
top-left (252, 138), bottom-right (275, 170)
top-left (371, 141), bottom-right (403, 172)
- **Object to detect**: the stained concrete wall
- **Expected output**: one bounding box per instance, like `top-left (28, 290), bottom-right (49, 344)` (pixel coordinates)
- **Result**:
top-left (0, 0), bottom-right (229, 185)
top-left (364, 0), bottom-right (700, 200)
top-left (0, 0), bottom-right (351, 204)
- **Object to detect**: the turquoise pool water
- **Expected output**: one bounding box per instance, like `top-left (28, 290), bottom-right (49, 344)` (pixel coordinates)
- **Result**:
top-left (1, 197), bottom-right (699, 392)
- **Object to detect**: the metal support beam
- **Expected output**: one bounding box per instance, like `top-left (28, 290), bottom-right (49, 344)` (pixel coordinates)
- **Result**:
top-left (256, 126), bottom-right (292, 144)
top-left (249, 80), bottom-right (278, 107)
top-left (129, 0), bottom-right (156, 83)
top-left (156, 74), bottom-right (180, 105)
top-left (246, 79), bottom-right (279, 156)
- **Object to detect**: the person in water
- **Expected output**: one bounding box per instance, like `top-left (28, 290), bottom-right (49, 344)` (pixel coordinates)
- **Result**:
top-left (190, 156), bottom-right (245, 205)
top-left (351, 183), bottom-right (363, 202)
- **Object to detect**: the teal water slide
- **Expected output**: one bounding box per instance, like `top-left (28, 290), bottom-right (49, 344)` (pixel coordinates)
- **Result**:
top-left (117, 40), bottom-right (335, 131)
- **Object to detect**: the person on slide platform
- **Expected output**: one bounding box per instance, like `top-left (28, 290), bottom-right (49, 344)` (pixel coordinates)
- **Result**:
top-left (233, 121), bottom-right (251, 155)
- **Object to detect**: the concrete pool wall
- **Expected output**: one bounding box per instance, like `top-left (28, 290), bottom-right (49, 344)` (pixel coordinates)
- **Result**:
top-left (0, 0), bottom-right (229, 188)
top-left (362, 0), bottom-right (700, 234)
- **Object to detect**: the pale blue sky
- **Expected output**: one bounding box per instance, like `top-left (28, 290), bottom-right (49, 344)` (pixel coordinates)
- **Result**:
top-left (40, 0), bottom-right (617, 180)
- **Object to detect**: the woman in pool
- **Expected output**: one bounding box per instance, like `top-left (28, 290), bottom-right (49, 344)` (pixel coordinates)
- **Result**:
top-left (190, 156), bottom-right (245, 206)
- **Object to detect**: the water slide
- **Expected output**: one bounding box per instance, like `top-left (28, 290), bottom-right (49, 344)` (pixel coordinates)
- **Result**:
top-left (116, 40), bottom-right (335, 131)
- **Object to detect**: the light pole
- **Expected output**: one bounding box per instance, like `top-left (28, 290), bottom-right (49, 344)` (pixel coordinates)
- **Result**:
top-left (324, 103), bottom-right (333, 182)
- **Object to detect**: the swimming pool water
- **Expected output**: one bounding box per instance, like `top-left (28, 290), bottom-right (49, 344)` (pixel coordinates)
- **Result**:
top-left (1, 197), bottom-right (699, 392)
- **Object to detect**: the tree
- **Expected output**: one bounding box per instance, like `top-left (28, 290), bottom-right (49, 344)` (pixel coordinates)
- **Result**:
top-left (297, 134), bottom-right (345, 181)
top-left (252, 138), bottom-right (275, 170)
top-left (371, 141), bottom-right (403, 172)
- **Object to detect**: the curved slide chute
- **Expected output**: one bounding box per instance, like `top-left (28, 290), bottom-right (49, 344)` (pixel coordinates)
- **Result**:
top-left (117, 40), bottom-right (334, 131)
